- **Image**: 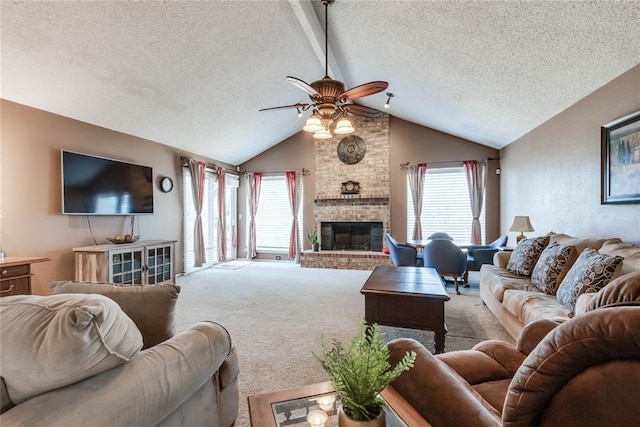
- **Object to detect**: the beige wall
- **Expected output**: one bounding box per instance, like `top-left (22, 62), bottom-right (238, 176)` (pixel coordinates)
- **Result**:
top-left (239, 116), bottom-right (501, 257)
top-left (0, 100), bottom-right (229, 294)
top-left (500, 64), bottom-right (640, 244)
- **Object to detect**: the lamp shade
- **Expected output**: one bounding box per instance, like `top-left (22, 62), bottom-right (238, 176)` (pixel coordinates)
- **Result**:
top-left (333, 116), bottom-right (355, 134)
top-left (313, 128), bottom-right (332, 139)
top-left (509, 216), bottom-right (534, 232)
top-left (303, 115), bottom-right (323, 132)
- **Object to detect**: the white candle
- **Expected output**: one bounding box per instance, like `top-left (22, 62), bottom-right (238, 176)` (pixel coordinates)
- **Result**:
top-left (316, 395), bottom-right (336, 411)
top-left (307, 409), bottom-right (328, 427)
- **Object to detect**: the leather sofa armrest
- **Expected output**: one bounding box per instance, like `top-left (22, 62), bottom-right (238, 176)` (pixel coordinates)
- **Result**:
top-left (493, 251), bottom-right (512, 268)
top-left (0, 322), bottom-right (238, 427)
top-left (516, 319), bottom-right (562, 355)
top-left (388, 338), bottom-right (501, 427)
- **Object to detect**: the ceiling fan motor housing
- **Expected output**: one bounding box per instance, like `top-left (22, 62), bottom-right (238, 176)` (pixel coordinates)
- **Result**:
top-left (311, 77), bottom-right (345, 118)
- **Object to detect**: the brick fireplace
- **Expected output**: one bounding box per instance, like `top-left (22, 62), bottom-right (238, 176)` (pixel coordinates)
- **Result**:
top-left (301, 115), bottom-right (393, 269)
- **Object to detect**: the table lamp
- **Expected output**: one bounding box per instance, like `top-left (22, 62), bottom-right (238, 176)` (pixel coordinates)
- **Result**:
top-left (509, 216), bottom-right (534, 243)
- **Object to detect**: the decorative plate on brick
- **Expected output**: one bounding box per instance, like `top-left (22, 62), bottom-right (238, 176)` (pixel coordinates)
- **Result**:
top-left (337, 135), bottom-right (366, 165)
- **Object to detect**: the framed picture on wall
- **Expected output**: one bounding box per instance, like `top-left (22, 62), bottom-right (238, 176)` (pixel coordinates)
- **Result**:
top-left (601, 110), bottom-right (640, 204)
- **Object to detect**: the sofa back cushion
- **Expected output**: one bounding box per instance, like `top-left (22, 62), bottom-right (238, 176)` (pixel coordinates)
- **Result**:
top-left (556, 248), bottom-right (623, 312)
top-left (546, 233), bottom-right (611, 254)
top-left (530, 243), bottom-right (578, 295)
top-left (0, 294), bottom-right (142, 404)
top-left (506, 236), bottom-right (550, 277)
top-left (49, 281), bottom-right (180, 349)
top-left (598, 241), bottom-right (640, 275)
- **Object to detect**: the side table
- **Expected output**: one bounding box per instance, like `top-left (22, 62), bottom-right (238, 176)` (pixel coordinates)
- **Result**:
top-left (0, 256), bottom-right (51, 297)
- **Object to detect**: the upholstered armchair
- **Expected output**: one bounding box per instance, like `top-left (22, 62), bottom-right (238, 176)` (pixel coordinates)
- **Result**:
top-left (464, 235), bottom-right (508, 281)
top-left (422, 239), bottom-right (467, 294)
top-left (386, 234), bottom-right (422, 267)
top-left (427, 232), bottom-right (453, 240)
top-left (387, 272), bottom-right (640, 427)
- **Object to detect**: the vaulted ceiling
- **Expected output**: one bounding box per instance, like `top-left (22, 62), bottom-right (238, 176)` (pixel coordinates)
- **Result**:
top-left (2, 1), bottom-right (639, 165)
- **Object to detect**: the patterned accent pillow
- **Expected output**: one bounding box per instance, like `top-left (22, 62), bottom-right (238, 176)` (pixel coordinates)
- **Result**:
top-left (506, 236), bottom-right (550, 277)
top-left (531, 243), bottom-right (578, 294)
top-left (556, 248), bottom-right (624, 312)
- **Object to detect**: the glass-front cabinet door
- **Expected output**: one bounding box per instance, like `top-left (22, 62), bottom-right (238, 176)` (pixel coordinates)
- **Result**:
top-left (110, 248), bottom-right (144, 284)
top-left (145, 243), bottom-right (173, 284)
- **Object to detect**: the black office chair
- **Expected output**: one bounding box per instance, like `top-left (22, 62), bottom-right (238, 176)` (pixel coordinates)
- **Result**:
top-left (422, 239), bottom-right (467, 294)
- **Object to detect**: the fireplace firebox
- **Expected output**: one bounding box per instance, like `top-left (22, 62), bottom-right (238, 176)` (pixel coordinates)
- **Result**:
top-left (320, 222), bottom-right (383, 252)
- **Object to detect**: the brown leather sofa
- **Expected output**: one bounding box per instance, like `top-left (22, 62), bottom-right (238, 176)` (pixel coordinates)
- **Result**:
top-left (388, 272), bottom-right (640, 427)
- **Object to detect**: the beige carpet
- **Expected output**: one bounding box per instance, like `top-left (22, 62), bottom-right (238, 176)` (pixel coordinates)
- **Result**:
top-left (175, 262), bottom-right (513, 427)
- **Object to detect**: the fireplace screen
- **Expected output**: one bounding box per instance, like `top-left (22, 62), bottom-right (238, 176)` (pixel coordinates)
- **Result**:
top-left (320, 222), bottom-right (383, 251)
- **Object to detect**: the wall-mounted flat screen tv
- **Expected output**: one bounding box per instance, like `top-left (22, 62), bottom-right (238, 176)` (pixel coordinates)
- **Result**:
top-left (61, 150), bottom-right (154, 215)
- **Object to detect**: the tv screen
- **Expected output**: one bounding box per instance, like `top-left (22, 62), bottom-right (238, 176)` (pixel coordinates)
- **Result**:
top-left (61, 150), bottom-right (154, 215)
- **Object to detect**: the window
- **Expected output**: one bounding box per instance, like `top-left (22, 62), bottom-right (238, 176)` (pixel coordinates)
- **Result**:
top-left (183, 167), bottom-right (218, 273)
top-left (255, 175), bottom-right (303, 252)
top-left (407, 166), bottom-right (486, 243)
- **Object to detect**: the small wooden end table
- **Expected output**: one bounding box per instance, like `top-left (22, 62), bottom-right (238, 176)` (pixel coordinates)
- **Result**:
top-left (360, 266), bottom-right (450, 353)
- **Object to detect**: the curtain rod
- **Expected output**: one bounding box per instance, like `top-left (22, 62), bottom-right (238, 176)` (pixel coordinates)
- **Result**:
top-left (400, 157), bottom-right (499, 170)
top-left (180, 156), bottom-right (239, 175)
top-left (241, 168), bottom-right (310, 176)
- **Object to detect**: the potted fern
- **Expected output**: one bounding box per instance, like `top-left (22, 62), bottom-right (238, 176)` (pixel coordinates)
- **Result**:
top-left (307, 229), bottom-right (319, 252)
top-left (316, 321), bottom-right (416, 426)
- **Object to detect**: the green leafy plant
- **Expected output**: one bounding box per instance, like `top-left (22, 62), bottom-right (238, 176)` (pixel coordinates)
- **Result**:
top-left (315, 321), bottom-right (416, 421)
top-left (307, 229), bottom-right (318, 245)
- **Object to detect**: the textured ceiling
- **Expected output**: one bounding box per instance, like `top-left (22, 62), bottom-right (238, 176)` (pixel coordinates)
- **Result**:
top-left (2, 1), bottom-right (639, 165)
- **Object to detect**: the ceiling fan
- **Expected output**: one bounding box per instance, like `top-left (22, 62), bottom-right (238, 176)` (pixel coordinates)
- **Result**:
top-left (259, 0), bottom-right (388, 139)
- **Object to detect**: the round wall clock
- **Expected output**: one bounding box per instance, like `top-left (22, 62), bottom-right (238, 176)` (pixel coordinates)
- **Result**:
top-left (160, 176), bottom-right (174, 193)
top-left (337, 135), bottom-right (366, 165)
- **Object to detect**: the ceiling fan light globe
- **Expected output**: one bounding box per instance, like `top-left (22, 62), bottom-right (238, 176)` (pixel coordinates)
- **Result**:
top-left (303, 116), bottom-right (323, 132)
top-left (313, 128), bottom-right (332, 139)
top-left (334, 117), bottom-right (355, 134)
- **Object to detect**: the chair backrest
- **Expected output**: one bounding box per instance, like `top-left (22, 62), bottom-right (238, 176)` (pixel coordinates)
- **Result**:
top-left (427, 232), bottom-right (454, 240)
top-left (385, 234), bottom-right (417, 266)
top-left (422, 239), bottom-right (466, 274)
top-left (489, 235), bottom-right (508, 248)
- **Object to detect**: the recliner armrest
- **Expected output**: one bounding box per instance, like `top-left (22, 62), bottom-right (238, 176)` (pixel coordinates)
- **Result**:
top-left (387, 338), bottom-right (501, 426)
top-left (516, 319), bottom-right (562, 355)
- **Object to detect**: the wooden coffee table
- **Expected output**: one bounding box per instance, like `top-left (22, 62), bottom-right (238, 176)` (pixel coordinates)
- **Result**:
top-left (360, 266), bottom-right (450, 353)
top-left (248, 381), bottom-right (429, 426)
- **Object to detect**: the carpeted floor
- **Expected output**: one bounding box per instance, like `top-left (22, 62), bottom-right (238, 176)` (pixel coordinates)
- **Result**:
top-left (175, 262), bottom-right (513, 426)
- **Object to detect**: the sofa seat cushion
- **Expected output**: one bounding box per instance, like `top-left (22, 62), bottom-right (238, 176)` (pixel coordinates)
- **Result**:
top-left (473, 378), bottom-right (511, 414)
top-left (481, 264), bottom-right (537, 302)
top-left (599, 241), bottom-right (640, 275)
top-left (0, 294), bottom-right (142, 404)
top-left (49, 281), bottom-right (180, 349)
top-left (506, 236), bottom-right (550, 277)
top-left (502, 290), bottom-right (572, 324)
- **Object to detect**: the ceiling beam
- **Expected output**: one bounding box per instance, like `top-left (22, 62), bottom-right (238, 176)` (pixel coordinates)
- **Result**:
top-left (288, 0), bottom-right (345, 82)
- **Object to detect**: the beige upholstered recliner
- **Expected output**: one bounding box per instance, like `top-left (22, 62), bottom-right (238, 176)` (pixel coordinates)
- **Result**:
top-left (1, 285), bottom-right (240, 427)
top-left (387, 272), bottom-right (640, 427)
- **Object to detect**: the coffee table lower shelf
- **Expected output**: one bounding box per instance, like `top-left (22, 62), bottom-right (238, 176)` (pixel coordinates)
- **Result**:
top-left (247, 381), bottom-right (430, 427)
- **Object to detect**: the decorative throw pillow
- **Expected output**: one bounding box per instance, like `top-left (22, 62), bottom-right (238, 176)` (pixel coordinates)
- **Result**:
top-left (556, 248), bottom-right (624, 312)
top-left (506, 235), bottom-right (550, 277)
top-left (530, 243), bottom-right (578, 294)
top-left (49, 281), bottom-right (180, 349)
top-left (0, 294), bottom-right (142, 404)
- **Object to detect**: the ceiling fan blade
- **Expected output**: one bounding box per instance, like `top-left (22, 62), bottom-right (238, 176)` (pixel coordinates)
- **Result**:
top-left (259, 103), bottom-right (310, 112)
top-left (340, 81), bottom-right (389, 100)
top-left (343, 104), bottom-right (384, 118)
top-left (286, 76), bottom-right (320, 97)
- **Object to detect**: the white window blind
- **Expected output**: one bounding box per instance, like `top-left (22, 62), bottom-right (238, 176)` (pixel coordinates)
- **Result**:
top-left (183, 167), bottom-right (218, 272)
top-left (255, 175), bottom-right (303, 252)
top-left (407, 166), bottom-right (486, 244)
